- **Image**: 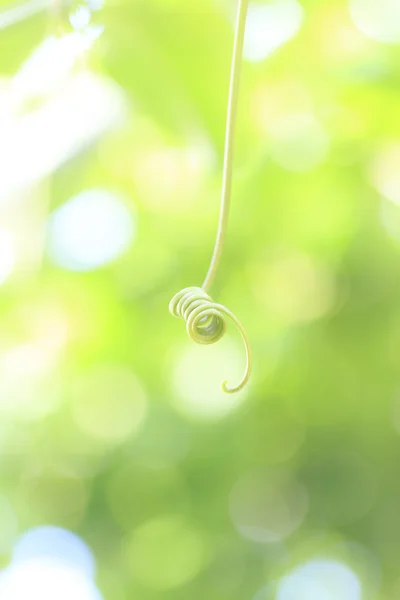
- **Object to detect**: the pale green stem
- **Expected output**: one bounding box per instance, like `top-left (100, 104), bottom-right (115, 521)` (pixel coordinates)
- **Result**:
top-left (169, 0), bottom-right (252, 393)
top-left (202, 0), bottom-right (249, 293)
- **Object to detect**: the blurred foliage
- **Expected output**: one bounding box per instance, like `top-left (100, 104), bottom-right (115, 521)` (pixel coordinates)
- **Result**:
top-left (1, 0), bottom-right (400, 599)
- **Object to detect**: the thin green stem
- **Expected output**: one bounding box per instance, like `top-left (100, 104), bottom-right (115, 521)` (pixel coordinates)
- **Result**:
top-left (202, 0), bottom-right (249, 293)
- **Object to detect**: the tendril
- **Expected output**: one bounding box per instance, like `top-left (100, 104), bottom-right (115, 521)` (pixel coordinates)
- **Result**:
top-left (169, 288), bottom-right (252, 394)
top-left (169, 0), bottom-right (251, 393)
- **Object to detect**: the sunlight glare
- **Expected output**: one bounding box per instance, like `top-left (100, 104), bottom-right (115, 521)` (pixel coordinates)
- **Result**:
top-left (349, 0), bottom-right (400, 44)
top-left (244, 0), bottom-right (304, 62)
top-left (14, 33), bottom-right (96, 99)
top-left (12, 526), bottom-right (95, 579)
top-left (48, 189), bottom-right (135, 271)
top-left (277, 559), bottom-right (362, 600)
top-left (0, 559), bottom-right (102, 600)
top-left (0, 73), bottom-right (126, 203)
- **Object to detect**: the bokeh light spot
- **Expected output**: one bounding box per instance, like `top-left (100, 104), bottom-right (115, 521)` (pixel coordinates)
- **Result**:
top-left (71, 364), bottom-right (147, 444)
top-left (369, 143), bottom-right (400, 205)
top-left (1, 342), bottom-right (57, 377)
top-left (349, 0), bottom-right (400, 44)
top-left (317, 8), bottom-right (373, 62)
top-left (0, 559), bottom-right (102, 600)
top-left (12, 526), bottom-right (95, 579)
top-left (251, 81), bottom-right (312, 132)
top-left (268, 113), bottom-right (330, 172)
top-left (277, 559), bottom-right (362, 600)
top-left (126, 515), bottom-right (208, 590)
top-left (133, 142), bottom-right (214, 212)
top-left (170, 339), bottom-right (248, 420)
top-left (0, 342), bottom-right (61, 420)
top-left (87, 0), bottom-right (104, 9)
top-left (229, 468), bottom-right (308, 543)
top-left (70, 6), bottom-right (92, 31)
top-left (48, 189), bottom-right (135, 271)
top-left (379, 200), bottom-right (400, 243)
top-left (244, 0), bottom-right (304, 62)
top-left (252, 253), bottom-right (336, 325)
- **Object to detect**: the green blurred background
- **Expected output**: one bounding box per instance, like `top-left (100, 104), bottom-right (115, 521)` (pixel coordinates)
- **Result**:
top-left (1, 0), bottom-right (400, 598)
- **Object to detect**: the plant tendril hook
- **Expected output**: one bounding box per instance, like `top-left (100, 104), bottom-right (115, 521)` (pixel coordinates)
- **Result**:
top-left (169, 0), bottom-right (251, 393)
top-left (169, 287), bottom-right (252, 393)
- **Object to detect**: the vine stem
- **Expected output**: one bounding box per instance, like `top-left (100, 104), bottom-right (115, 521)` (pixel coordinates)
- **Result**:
top-left (202, 0), bottom-right (249, 293)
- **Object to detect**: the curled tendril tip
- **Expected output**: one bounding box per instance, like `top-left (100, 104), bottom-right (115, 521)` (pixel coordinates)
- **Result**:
top-left (169, 287), bottom-right (251, 394)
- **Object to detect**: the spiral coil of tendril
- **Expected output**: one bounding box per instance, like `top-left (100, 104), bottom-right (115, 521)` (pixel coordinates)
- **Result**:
top-left (169, 287), bottom-right (251, 394)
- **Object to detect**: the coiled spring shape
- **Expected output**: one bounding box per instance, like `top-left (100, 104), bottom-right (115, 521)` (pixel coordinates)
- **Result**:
top-left (169, 287), bottom-right (251, 393)
top-left (169, 0), bottom-right (252, 394)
